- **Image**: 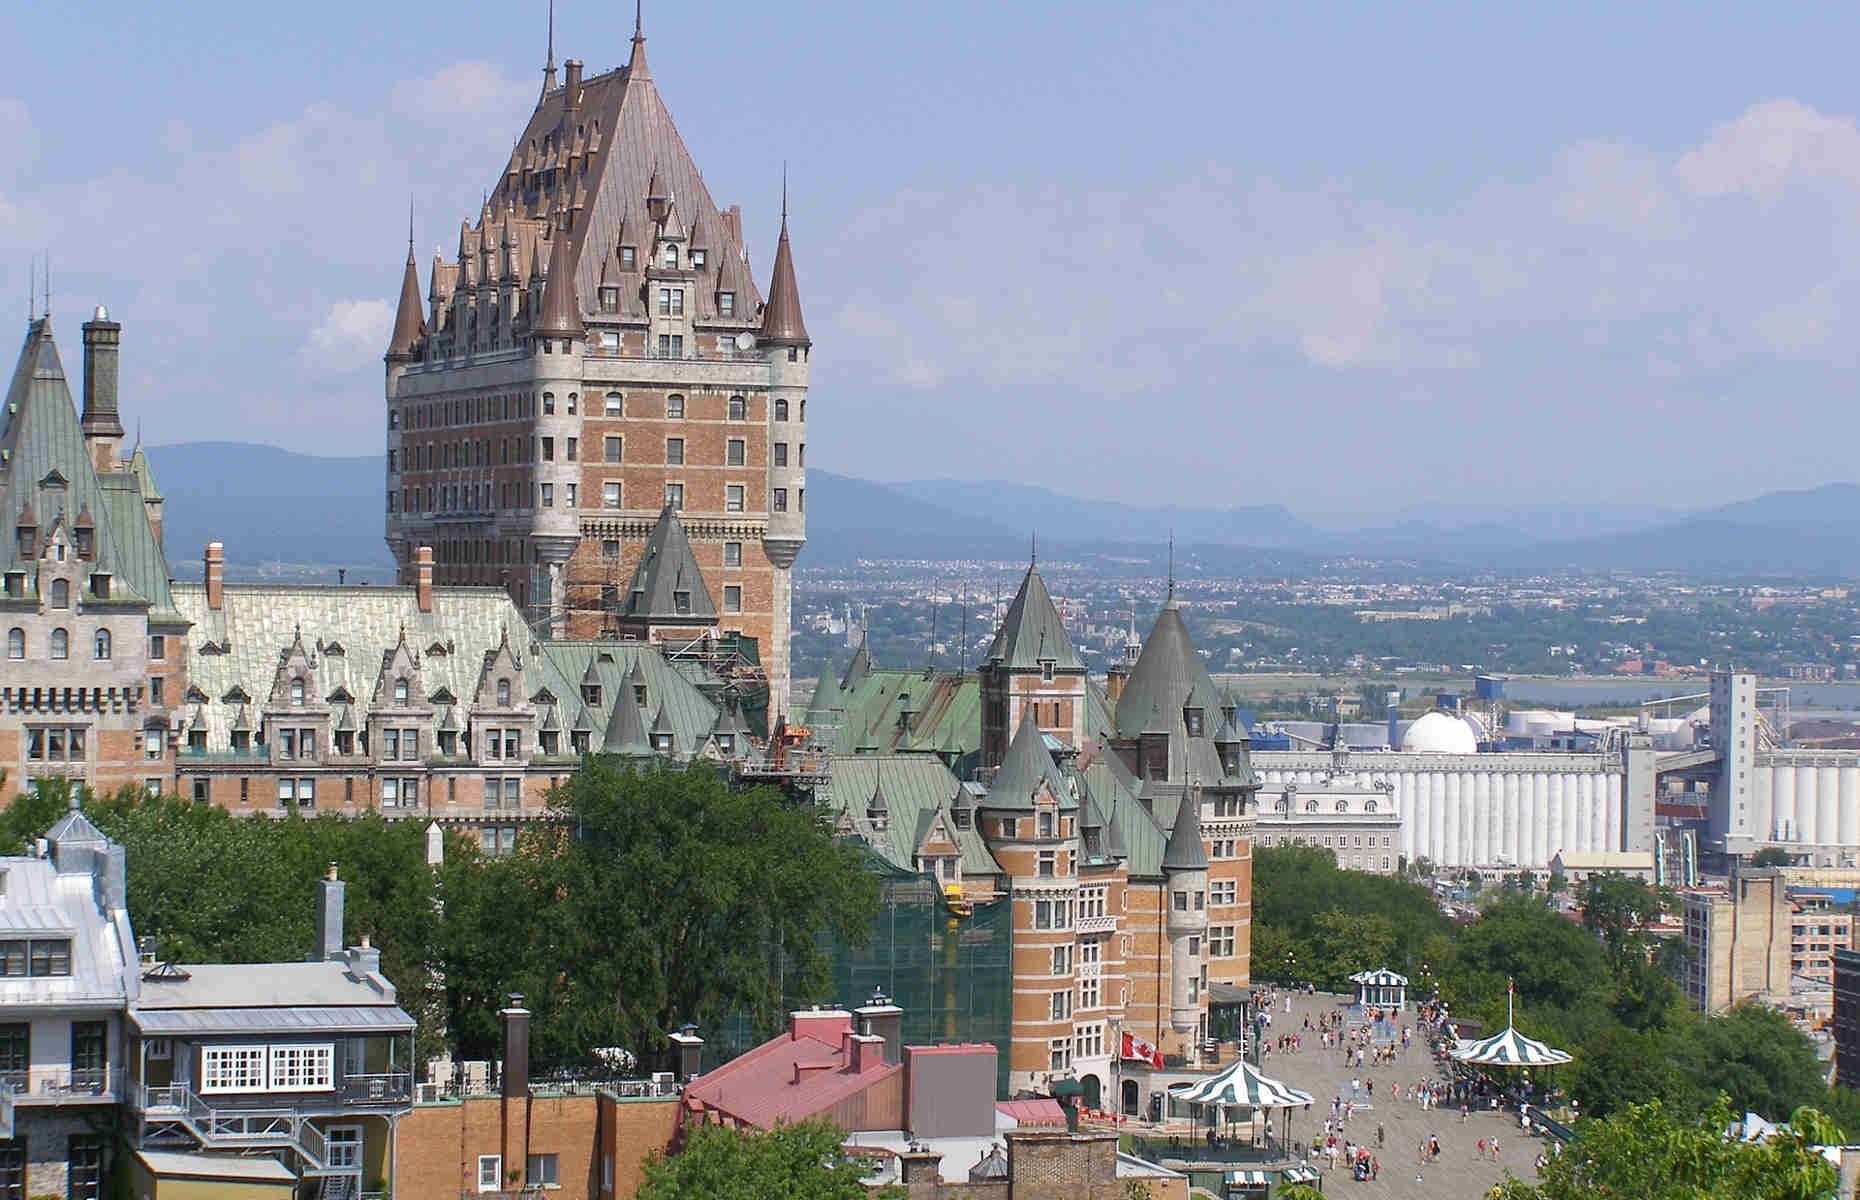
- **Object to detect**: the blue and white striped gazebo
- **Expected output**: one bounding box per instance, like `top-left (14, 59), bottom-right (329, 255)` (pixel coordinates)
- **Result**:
top-left (1349, 967), bottom-right (1409, 1010)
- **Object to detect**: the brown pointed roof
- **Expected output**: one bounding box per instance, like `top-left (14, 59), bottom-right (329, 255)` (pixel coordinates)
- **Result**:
top-left (386, 248), bottom-right (425, 358)
top-left (533, 217), bottom-right (585, 338)
top-left (759, 214), bottom-right (809, 347)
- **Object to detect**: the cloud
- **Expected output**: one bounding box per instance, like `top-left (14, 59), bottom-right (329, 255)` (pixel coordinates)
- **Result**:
top-left (821, 98), bottom-right (1860, 398)
top-left (300, 300), bottom-right (395, 374)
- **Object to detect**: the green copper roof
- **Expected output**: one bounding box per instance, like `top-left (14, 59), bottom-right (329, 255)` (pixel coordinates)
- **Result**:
top-left (983, 566), bottom-right (1082, 671)
top-left (1115, 599), bottom-right (1224, 736)
top-left (983, 715), bottom-right (1076, 812)
top-left (815, 754), bottom-right (1000, 878)
top-left (1162, 789), bottom-right (1209, 871)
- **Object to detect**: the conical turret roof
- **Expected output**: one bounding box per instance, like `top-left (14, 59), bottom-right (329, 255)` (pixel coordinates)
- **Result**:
top-left (759, 209), bottom-right (809, 347)
top-left (984, 564), bottom-right (1081, 671)
top-left (387, 246), bottom-right (426, 358)
top-left (985, 714), bottom-right (1074, 812)
top-left (1162, 789), bottom-right (1208, 872)
top-left (1115, 598), bottom-right (1224, 737)
top-left (601, 684), bottom-right (652, 756)
top-left (533, 216), bottom-right (584, 337)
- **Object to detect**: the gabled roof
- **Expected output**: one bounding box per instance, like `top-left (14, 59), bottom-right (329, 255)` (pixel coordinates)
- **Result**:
top-left (0, 320), bottom-right (176, 620)
top-left (983, 565), bottom-right (1082, 672)
top-left (814, 755), bottom-right (1000, 878)
top-left (984, 715), bottom-right (1075, 812)
top-left (623, 505), bottom-right (715, 623)
top-left (1115, 598), bottom-right (1224, 736)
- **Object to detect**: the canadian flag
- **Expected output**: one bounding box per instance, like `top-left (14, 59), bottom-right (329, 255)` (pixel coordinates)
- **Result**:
top-left (1120, 1032), bottom-right (1163, 1068)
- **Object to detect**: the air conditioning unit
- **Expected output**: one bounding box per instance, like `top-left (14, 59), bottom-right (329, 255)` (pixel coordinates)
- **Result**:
top-left (650, 1071), bottom-right (674, 1084)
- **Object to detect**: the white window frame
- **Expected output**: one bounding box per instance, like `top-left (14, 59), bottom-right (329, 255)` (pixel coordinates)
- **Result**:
top-left (477, 1155), bottom-right (503, 1193)
top-left (326, 1124), bottom-right (363, 1170)
top-left (267, 1043), bottom-right (335, 1092)
top-left (200, 1045), bottom-right (268, 1094)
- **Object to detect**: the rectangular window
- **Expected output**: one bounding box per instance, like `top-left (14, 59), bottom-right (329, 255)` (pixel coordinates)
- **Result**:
top-left (719, 291), bottom-right (734, 316)
top-left (604, 436), bottom-right (622, 463)
top-left (665, 438), bottom-right (684, 465)
top-left (665, 483), bottom-right (684, 510)
top-left (477, 1156), bottom-right (502, 1193)
top-left (670, 289), bottom-right (684, 316)
top-left (0, 1139), bottom-right (22, 1200)
top-left (773, 442), bottom-right (788, 467)
top-left (67, 1137), bottom-right (103, 1200)
top-left (0, 1025), bottom-right (26, 1070)
top-left (603, 482), bottom-right (622, 509)
top-left (201, 1046), bottom-right (268, 1093)
top-left (1049, 1039), bottom-right (1070, 1072)
top-left (1078, 974), bottom-right (1100, 1010)
top-left (149, 634), bottom-right (166, 660)
top-left (1050, 991), bottom-right (1071, 1021)
top-left (269, 1044), bottom-right (334, 1091)
top-left (1211, 926), bottom-right (1235, 957)
top-left (657, 334), bottom-right (683, 357)
top-left (773, 488), bottom-right (787, 512)
top-left (726, 485), bottom-right (744, 513)
top-left (540, 484), bottom-right (553, 508)
top-left (1051, 945), bottom-right (1071, 975)
top-left (727, 439), bottom-right (745, 466)
top-left (1037, 850), bottom-right (1056, 878)
top-left (723, 541), bottom-right (742, 568)
top-left (527, 1155), bottom-right (558, 1186)
top-left (599, 286), bottom-right (619, 313)
top-left (1211, 879), bottom-right (1237, 906)
top-left (565, 437), bottom-right (577, 461)
top-left (620, 246), bottom-right (636, 268)
top-left (27, 939), bottom-right (70, 977)
top-left (71, 1020), bottom-right (107, 1074)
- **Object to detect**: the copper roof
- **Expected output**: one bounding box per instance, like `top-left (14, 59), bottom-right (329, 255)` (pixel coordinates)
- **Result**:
top-left (532, 218), bottom-right (585, 337)
top-left (386, 248), bottom-right (425, 357)
top-left (759, 212), bottom-right (809, 346)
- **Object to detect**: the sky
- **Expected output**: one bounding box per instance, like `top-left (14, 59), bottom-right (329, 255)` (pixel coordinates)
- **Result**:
top-left (6, 1), bottom-right (1860, 520)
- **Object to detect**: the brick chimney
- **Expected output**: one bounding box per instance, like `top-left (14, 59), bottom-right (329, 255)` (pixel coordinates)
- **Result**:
top-left (313, 863), bottom-right (344, 961)
top-left (415, 545), bottom-right (434, 613)
top-left (855, 989), bottom-right (903, 1065)
top-left (500, 994), bottom-right (531, 1191)
top-left (204, 541), bottom-right (224, 610)
top-left (668, 1024), bottom-right (703, 1081)
top-left (80, 306), bottom-right (124, 471)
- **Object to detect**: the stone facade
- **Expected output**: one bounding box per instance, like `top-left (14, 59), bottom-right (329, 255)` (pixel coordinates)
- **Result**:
top-left (383, 21), bottom-right (809, 717)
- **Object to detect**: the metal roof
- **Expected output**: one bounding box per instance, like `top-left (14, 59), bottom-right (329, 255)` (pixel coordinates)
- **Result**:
top-left (134, 1150), bottom-right (297, 1183)
top-left (134, 961), bottom-right (399, 1010)
top-left (815, 755), bottom-right (1000, 878)
top-left (131, 1004), bottom-right (414, 1037)
top-left (983, 566), bottom-right (1082, 672)
top-left (623, 506), bottom-right (715, 623)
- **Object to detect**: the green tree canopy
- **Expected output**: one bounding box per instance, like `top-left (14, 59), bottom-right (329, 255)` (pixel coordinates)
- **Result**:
top-left (635, 1118), bottom-right (900, 1200)
top-left (1489, 1098), bottom-right (1837, 1200)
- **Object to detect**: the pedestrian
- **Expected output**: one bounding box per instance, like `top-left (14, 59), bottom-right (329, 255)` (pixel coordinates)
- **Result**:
top-left (1461, 1102), bottom-right (1469, 1123)
top-left (1377, 1123), bottom-right (1385, 1148)
top-left (1478, 1138), bottom-right (1486, 1159)
top-left (1371, 1156), bottom-right (1380, 1181)
top-left (1492, 1135), bottom-right (1500, 1161)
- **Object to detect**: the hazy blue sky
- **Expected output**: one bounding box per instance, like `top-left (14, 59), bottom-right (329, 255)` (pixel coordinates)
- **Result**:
top-left (6, 1), bottom-right (1860, 517)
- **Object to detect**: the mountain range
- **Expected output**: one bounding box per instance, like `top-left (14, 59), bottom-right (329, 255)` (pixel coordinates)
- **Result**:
top-left (140, 443), bottom-right (1860, 578)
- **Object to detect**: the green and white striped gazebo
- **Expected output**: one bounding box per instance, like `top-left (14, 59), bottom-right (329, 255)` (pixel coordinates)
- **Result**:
top-left (1450, 983), bottom-right (1572, 1067)
top-left (1170, 1058), bottom-right (1314, 1149)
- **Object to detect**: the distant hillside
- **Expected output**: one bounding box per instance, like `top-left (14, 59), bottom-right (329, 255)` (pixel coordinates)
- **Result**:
top-left (805, 471), bottom-right (1026, 562)
top-left (143, 442), bottom-right (394, 575)
top-left (895, 477), bottom-right (1317, 549)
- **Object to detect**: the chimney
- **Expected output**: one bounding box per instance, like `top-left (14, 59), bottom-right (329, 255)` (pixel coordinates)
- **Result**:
top-left (415, 545), bottom-right (434, 613)
top-left (849, 1034), bottom-right (885, 1074)
top-left (855, 989), bottom-right (903, 1065)
top-left (1105, 661), bottom-right (1129, 705)
top-left (667, 1023), bottom-right (703, 1081)
top-left (81, 306), bottom-right (124, 471)
top-left (500, 996), bottom-right (531, 1097)
top-left (563, 59), bottom-right (582, 103)
top-left (314, 863), bottom-right (344, 961)
top-left (204, 541), bottom-right (224, 610)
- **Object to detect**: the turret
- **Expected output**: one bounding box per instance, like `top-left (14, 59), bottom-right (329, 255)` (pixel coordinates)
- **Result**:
top-left (759, 177), bottom-right (809, 719)
top-left (1163, 788), bottom-right (1209, 1039)
top-left (528, 207), bottom-right (584, 635)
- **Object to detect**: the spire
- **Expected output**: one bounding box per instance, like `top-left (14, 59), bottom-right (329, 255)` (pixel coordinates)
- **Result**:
top-left (983, 561), bottom-right (1081, 671)
top-left (532, 206), bottom-right (584, 338)
top-left (627, 0), bottom-right (650, 79)
top-left (1166, 530), bottom-right (1175, 600)
top-left (1162, 787), bottom-right (1208, 871)
top-left (387, 219), bottom-right (426, 360)
top-left (759, 169), bottom-right (810, 347)
top-left (540, 0), bottom-right (557, 101)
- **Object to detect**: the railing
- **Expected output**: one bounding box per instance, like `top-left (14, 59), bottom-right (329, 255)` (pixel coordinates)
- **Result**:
top-left (0, 1066), bottom-right (118, 1102)
top-left (297, 1119), bottom-right (328, 1168)
top-left (337, 1073), bottom-right (414, 1104)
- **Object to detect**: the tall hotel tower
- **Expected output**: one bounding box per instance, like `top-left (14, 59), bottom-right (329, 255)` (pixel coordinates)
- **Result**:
top-left (383, 17), bottom-right (810, 715)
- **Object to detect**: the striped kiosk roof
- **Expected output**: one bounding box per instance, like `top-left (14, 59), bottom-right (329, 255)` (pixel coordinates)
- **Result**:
top-left (1169, 1059), bottom-right (1314, 1110)
top-left (1450, 1024), bottom-right (1572, 1067)
top-left (1349, 968), bottom-right (1409, 986)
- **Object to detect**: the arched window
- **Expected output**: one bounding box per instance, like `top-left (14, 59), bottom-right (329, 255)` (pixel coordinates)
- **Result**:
top-left (1364, 799), bottom-right (1378, 813)
top-left (1276, 795), bottom-right (1290, 813)
top-left (662, 243), bottom-right (677, 268)
top-left (1337, 800), bottom-right (1350, 813)
top-left (290, 679), bottom-right (305, 705)
top-left (51, 578), bottom-right (68, 608)
top-left (5, 628), bottom-right (21, 659)
top-left (666, 394), bottom-right (684, 419)
top-left (93, 629), bottom-right (111, 660)
top-left (496, 679), bottom-right (511, 706)
top-left (50, 628), bottom-right (68, 660)
top-left (394, 678), bottom-right (409, 704)
top-left (774, 397), bottom-right (789, 421)
top-left (1305, 799), bottom-right (1318, 813)
top-left (728, 395), bottom-right (746, 421)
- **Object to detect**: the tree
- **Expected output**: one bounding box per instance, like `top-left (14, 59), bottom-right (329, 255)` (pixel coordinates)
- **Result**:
top-left (1751, 846), bottom-right (1795, 868)
top-left (1488, 1098), bottom-right (1837, 1200)
top-left (1579, 872), bottom-right (1662, 962)
top-left (1684, 1006), bottom-right (1825, 1122)
top-left (1309, 909), bottom-right (1398, 990)
top-left (635, 1118), bottom-right (901, 1200)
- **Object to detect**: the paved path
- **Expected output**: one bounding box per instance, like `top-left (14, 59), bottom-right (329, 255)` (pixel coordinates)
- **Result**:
top-left (1231, 991), bottom-right (1550, 1199)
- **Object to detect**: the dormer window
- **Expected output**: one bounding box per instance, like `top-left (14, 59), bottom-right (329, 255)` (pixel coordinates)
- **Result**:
top-left (394, 679), bottom-right (410, 704)
top-left (583, 684), bottom-right (601, 706)
top-left (290, 679), bottom-right (305, 705)
top-left (50, 578), bottom-right (68, 609)
top-left (718, 291), bottom-right (734, 317)
top-left (633, 684), bottom-right (646, 706)
top-left (620, 246), bottom-right (636, 269)
top-left (15, 528), bottom-right (32, 559)
top-left (690, 248), bottom-right (706, 268)
top-left (717, 734), bottom-right (733, 754)
top-left (599, 286), bottom-right (619, 313)
top-left (496, 679), bottom-right (512, 706)
top-left (90, 574), bottom-right (109, 599)
top-left (653, 732), bottom-right (673, 753)
top-left (1184, 707), bottom-right (1204, 737)
top-left (75, 528), bottom-right (92, 558)
top-left (1038, 811), bottom-right (1054, 839)
top-left (673, 590), bottom-right (691, 614)
top-left (1039, 658), bottom-right (1054, 682)
top-left (662, 244), bottom-right (677, 269)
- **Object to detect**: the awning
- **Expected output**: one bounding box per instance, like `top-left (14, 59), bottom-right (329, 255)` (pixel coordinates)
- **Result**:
top-left (1283, 1165), bottom-right (1319, 1183)
top-left (1226, 1169), bottom-right (1271, 1185)
top-left (131, 1005), bottom-right (414, 1037)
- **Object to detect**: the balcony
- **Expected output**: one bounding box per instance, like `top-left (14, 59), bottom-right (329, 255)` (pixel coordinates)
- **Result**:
top-left (138, 1072), bottom-right (413, 1113)
top-left (337, 1073), bottom-right (413, 1104)
top-left (0, 1066), bottom-right (119, 1103)
top-left (1077, 915), bottom-right (1118, 935)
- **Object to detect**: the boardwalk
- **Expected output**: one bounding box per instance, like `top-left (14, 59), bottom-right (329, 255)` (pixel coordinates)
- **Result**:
top-left (1166, 990), bottom-right (1556, 1199)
